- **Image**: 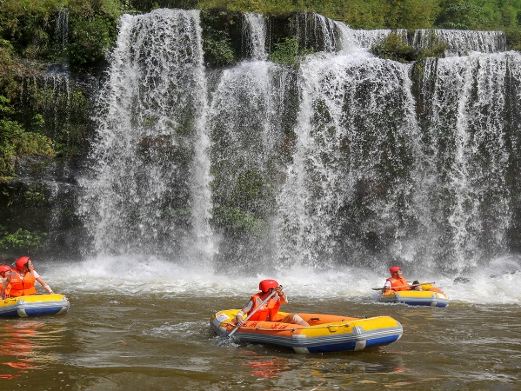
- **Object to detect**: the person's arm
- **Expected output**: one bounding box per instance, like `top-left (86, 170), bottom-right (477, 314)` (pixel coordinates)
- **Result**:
top-left (1, 273), bottom-right (12, 299)
top-left (275, 286), bottom-right (287, 304)
top-left (1, 279), bottom-right (6, 299)
top-left (382, 280), bottom-right (392, 293)
top-left (235, 300), bottom-right (253, 324)
top-left (33, 270), bottom-right (53, 293)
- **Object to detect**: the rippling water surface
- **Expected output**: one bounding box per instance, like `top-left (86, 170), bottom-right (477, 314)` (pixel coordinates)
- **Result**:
top-left (1, 258), bottom-right (520, 390)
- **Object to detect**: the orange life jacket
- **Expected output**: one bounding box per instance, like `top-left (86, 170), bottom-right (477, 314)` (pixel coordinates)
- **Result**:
top-left (8, 271), bottom-right (36, 297)
top-left (247, 293), bottom-right (281, 321)
top-left (386, 276), bottom-right (410, 291)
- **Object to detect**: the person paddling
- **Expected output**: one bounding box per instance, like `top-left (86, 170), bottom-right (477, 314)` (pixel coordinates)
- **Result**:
top-left (2, 256), bottom-right (53, 299)
top-left (235, 280), bottom-right (309, 327)
top-left (383, 266), bottom-right (419, 293)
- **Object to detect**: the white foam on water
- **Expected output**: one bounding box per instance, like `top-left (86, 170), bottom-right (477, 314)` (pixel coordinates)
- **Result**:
top-left (39, 255), bottom-right (521, 304)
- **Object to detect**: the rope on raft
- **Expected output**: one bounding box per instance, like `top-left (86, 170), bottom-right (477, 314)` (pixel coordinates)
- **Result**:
top-left (223, 322), bottom-right (352, 332)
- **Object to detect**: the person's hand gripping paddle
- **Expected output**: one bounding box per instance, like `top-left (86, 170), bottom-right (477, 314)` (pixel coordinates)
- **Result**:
top-left (228, 286), bottom-right (283, 338)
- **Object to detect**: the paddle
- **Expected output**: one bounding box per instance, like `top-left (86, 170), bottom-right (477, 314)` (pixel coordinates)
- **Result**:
top-left (371, 281), bottom-right (435, 291)
top-left (228, 286), bottom-right (282, 338)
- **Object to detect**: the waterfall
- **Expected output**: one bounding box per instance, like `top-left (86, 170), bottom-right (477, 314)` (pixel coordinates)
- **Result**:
top-left (334, 21), bottom-right (357, 52)
top-left (295, 13), bottom-right (338, 52)
top-left (417, 52), bottom-right (521, 271)
top-left (54, 8), bottom-right (69, 51)
top-left (80, 9), bottom-right (215, 263)
top-left (349, 29), bottom-right (506, 54)
top-left (243, 13), bottom-right (267, 60)
top-left (208, 60), bottom-right (293, 268)
top-left (275, 51), bottom-right (420, 269)
top-left (412, 29), bottom-right (506, 55)
top-left (77, 9), bottom-right (521, 274)
top-left (351, 29), bottom-right (408, 49)
top-left (42, 67), bottom-right (71, 140)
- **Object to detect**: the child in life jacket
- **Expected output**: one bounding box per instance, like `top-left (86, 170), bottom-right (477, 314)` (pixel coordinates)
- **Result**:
top-left (2, 256), bottom-right (53, 299)
top-left (235, 280), bottom-right (309, 327)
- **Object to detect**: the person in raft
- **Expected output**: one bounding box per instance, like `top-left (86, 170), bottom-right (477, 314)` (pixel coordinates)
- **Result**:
top-left (0, 264), bottom-right (11, 291)
top-left (235, 279), bottom-right (310, 327)
top-left (1, 256), bottom-right (53, 299)
top-left (383, 266), bottom-right (420, 293)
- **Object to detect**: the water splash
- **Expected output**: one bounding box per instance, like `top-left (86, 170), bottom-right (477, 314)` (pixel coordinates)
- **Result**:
top-left (80, 9), bottom-right (215, 264)
top-left (42, 254), bottom-right (521, 304)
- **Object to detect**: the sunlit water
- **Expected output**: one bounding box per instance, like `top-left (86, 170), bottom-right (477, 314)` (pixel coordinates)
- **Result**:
top-left (1, 257), bottom-right (520, 390)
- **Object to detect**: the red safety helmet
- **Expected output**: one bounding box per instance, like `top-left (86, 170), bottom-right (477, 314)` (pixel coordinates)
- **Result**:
top-left (259, 279), bottom-right (279, 293)
top-left (15, 256), bottom-right (31, 272)
top-left (0, 264), bottom-right (11, 275)
top-left (389, 266), bottom-right (401, 274)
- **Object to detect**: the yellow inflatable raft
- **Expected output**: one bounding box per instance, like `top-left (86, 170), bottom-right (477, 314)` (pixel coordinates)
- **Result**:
top-left (211, 310), bottom-right (402, 353)
top-left (379, 284), bottom-right (449, 307)
top-left (0, 294), bottom-right (70, 318)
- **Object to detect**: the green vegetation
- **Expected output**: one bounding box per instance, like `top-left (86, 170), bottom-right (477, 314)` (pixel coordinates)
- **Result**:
top-left (212, 205), bottom-right (266, 234)
top-left (0, 0), bottom-right (121, 69)
top-left (0, 225), bottom-right (45, 253)
top-left (371, 33), bottom-right (416, 62)
top-left (371, 32), bottom-right (447, 62)
top-left (0, 96), bottom-right (55, 181)
top-left (198, 0), bottom-right (521, 31)
top-left (269, 37), bottom-right (312, 66)
top-left (200, 10), bottom-right (241, 67)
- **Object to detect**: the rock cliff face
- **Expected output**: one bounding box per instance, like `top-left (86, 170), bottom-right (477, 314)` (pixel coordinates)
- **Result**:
top-left (1, 8), bottom-right (520, 275)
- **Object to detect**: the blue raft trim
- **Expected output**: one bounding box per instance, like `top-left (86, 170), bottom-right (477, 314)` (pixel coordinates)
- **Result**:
top-left (233, 326), bottom-right (403, 353)
top-left (0, 299), bottom-right (69, 318)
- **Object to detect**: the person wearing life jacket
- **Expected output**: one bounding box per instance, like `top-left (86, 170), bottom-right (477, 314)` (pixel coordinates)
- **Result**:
top-left (0, 264), bottom-right (12, 297)
top-left (235, 280), bottom-right (309, 327)
top-left (383, 266), bottom-right (414, 293)
top-left (2, 256), bottom-right (53, 299)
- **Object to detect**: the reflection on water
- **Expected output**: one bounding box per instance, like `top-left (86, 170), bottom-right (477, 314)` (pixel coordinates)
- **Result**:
top-left (243, 352), bottom-right (290, 379)
top-left (0, 320), bottom-right (55, 380)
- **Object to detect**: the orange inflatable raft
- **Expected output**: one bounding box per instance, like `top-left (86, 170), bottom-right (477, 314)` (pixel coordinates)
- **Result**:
top-left (211, 310), bottom-right (403, 353)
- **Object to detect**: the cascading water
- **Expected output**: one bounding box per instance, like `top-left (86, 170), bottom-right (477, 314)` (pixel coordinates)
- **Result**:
top-left (243, 13), bottom-right (268, 60)
top-left (208, 11), bottom-right (297, 269)
top-left (351, 29), bottom-right (408, 49)
top-left (275, 51), bottom-right (420, 269)
top-left (417, 52), bottom-right (521, 271)
top-left (80, 9), bottom-right (215, 264)
top-left (295, 13), bottom-right (338, 52)
top-left (412, 29), bottom-right (506, 55)
top-left (208, 60), bottom-right (294, 269)
top-left (54, 8), bottom-right (69, 51)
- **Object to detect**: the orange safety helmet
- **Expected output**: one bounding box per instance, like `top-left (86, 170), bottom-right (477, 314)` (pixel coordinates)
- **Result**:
top-left (259, 279), bottom-right (279, 293)
top-left (389, 266), bottom-right (401, 274)
top-left (15, 256), bottom-right (31, 272)
top-left (0, 264), bottom-right (11, 275)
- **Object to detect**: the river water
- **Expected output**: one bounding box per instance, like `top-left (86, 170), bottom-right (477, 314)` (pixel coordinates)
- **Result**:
top-left (1, 257), bottom-right (520, 390)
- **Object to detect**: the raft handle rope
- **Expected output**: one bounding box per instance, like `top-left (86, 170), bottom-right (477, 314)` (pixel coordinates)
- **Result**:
top-left (224, 322), bottom-right (352, 332)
